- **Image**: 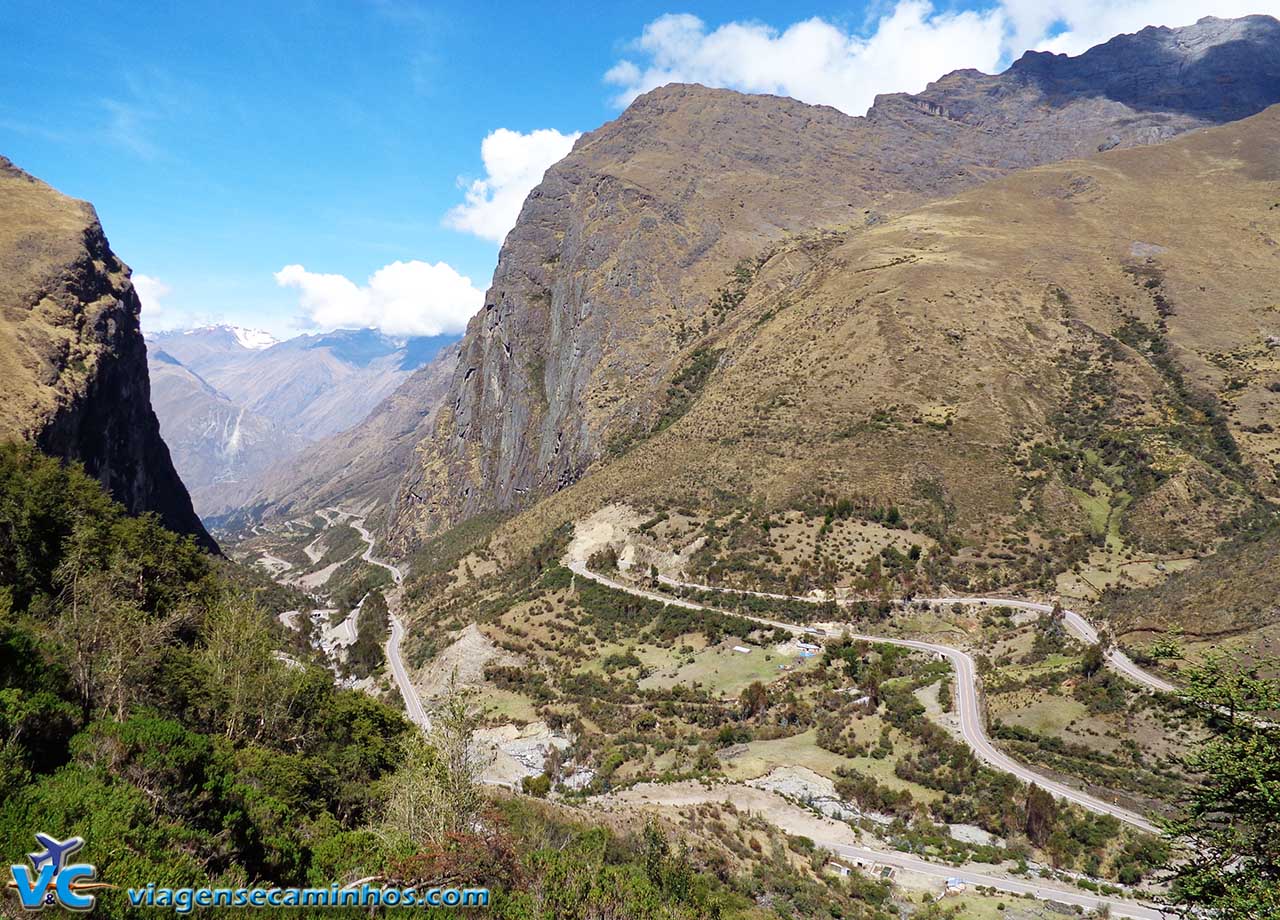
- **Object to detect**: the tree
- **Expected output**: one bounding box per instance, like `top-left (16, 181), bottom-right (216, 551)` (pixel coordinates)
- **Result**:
top-left (1163, 657), bottom-right (1280, 919)
top-left (739, 681), bottom-right (769, 718)
top-left (587, 546), bottom-right (619, 572)
top-left (1081, 643), bottom-right (1106, 678)
top-left (54, 523), bottom-right (186, 721)
top-left (1148, 630), bottom-right (1185, 661)
top-left (383, 678), bottom-right (481, 845)
top-left (346, 590), bottom-right (390, 679)
top-left (1024, 783), bottom-right (1058, 848)
top-left (198, 594), bottom-right (300, 745)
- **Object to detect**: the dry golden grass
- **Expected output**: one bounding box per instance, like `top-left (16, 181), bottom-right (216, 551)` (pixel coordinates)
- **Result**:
top-left (488, 106), bottom-right (1280, 608)
top-left (0, 158), bottom-right (113, 438)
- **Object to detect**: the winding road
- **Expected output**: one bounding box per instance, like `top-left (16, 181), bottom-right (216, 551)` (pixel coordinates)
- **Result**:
top-left (656, 575), bottom-right (1175, 694)
top-left (572, 559), bottom-right (1162, 834)
top-left (299, 509), bottom-right (1172, 910)
top-left (570, 558), bottom-right (1173, 913)
top-left (825, 841), bottom-right (1165, 919)
top-left (343, 513), bottom-right (429, 728)
top-left (288, 510), bottom-right (1170, 915)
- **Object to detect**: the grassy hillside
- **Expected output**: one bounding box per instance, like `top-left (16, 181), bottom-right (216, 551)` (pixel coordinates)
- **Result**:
top-left (1100, 523), bottom-right (1280, 656)
top-left (0, 157), bottom-right (213, 549)
top-left (479, 105), bottom-right (1280, 602)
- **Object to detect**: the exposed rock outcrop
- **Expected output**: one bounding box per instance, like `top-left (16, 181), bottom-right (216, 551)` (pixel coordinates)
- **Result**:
top-left (0, 156), bottom-right (216, 550)
top-left (388, 15), bottom-right (1280, 549)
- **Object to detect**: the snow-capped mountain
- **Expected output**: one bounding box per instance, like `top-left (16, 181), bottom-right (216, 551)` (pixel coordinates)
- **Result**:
top-left (177, 324), bottom-right (278, 349)
top-left (225, 325), bottom-right (277, 350)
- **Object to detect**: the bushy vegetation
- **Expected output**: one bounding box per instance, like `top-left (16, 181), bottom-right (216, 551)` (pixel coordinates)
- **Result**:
top-left (0, 443), bottom-right (410, 915)
top-left (654, 346), bottom-right (721, 433)
top-left (346, 588), bottom-right (389, 679)
top-left (1101, 521), bottom-right (1280, 643)
top-left (0, 444), bottom-right (912, 918)
top-left (1164, 658), bottom-right (1280, 918)
top-left (314, 523), bottom-right (362, 568)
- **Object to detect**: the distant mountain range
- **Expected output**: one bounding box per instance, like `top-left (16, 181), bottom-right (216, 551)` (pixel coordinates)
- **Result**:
top-left (146, 325), bottom-right (455, 518)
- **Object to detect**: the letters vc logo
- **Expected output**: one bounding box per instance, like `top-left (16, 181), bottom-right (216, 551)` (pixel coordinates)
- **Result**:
top-left (8, 833), bottom-right (106, 912)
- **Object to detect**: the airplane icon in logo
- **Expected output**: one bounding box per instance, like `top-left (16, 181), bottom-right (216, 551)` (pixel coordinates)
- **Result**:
top-left (28, 834), bottom-right (85, 875)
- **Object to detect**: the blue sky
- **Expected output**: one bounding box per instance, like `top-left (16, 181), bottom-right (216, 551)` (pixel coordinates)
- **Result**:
top-left (2, 0), bottom-right (1265, 340)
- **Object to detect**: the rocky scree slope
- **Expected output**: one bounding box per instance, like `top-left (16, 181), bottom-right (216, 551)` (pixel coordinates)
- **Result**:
top-left (0, 156), bottom-right (215, 550)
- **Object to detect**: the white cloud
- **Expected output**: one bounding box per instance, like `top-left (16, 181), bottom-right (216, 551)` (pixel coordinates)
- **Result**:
top-left (133, 273), bottom-right (170, 316)
top-left (274, 260), bottom-right (483, 338)
top-left (445, 127), bottom-right (581, 243)
top-left (133, 273), bottom-right (194, 332)
top-left (605, 2), bottom-right (1280, 116)
top-left (604, 6), bottom-right (1004, 115)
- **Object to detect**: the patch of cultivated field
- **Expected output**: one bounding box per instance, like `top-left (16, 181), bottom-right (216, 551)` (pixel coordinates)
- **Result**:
top-left (718, 729), bottom-right (851, 782)
top-left (475, 687), bottom-right (540, 724)
top-left (941, 893), bottom-right (1044, 919)
top-left (998, 653), bottom-right (1081, 680)
top-left (718, 728), bottom-right (943, 804)
top-left (992, 694), bottom-right (1091, 736)
top-left (1058, 549), bottom-right (1197, 602)
top-left (640, 640), bottom-right (818, 697)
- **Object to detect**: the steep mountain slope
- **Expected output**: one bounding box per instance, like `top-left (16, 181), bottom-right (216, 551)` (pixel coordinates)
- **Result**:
top-left (148, 326), bottom-right (453, 517)
top-left (205, 345), bottom-right (458, 530)
top-left (389, 14), bottom-right (1280, 549)
top-left (146, 324), bottom-right (277, 373)
top-left (1100, 524), bottom-right (1280, 649)
top-left (0, 156), bottom-right (215, 550)
top-left (486, 103), bottom-right (1280, 595)
top-left (151, 326), bottom-right (449, 439)
top-left (147, 349), bottom-right (309, 516)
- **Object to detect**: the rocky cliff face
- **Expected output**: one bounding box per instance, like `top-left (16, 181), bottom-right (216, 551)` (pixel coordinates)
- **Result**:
top-left (0, 157), bottom-right (216, 551)
top-left (474, 102), bottom-right (1280, 608)
top-left (387, 15), bottom-right (1280, 549)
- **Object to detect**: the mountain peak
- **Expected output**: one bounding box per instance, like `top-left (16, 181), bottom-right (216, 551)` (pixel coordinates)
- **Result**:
top-left (229, 326), bottom-right (278, 350)
top-left (1002, 14), bottom-right (1280, 121)
top-left (184, 324), bottom-right (278, 350)
top-left (385, 13), bottom-right (1280, 549)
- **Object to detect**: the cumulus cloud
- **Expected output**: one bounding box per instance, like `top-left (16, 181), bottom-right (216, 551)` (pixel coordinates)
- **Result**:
top-left (605, 1), bottom-right (1280, 115)
top-left (606, 7), bottom-right (1004, 115)
top-left (133, 273), bottom-right (170, 315)
top-left (274, 260), bottom-right (483, 337)
top-left (445, 127), bottom-right (581, 243)
top-left (133, 273), bottom-right (195, 332)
